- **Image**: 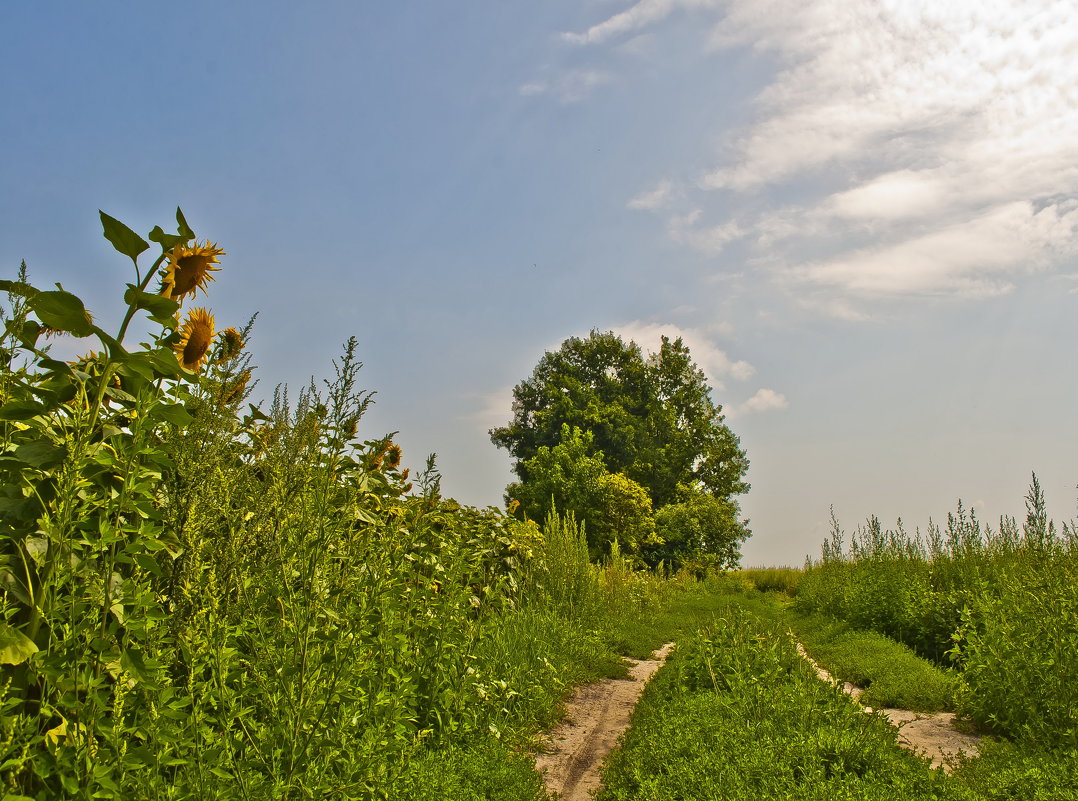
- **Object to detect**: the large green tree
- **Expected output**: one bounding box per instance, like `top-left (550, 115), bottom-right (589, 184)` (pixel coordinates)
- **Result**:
top-left (490, 331), bottom-right (749, 509)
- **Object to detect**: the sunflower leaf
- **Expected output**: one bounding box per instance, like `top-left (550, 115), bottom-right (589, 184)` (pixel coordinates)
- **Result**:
top-left (99, 211), bottom-right (149, 263)
top-left (153, 403), bottom-right (193, 427)
top-left (14, 439), bottom-right (66, 469)
top-left (175, 207), bottom-right (195, 240)
top-left (148, 225), bottom-right (185, 250)
top-left (124, 285), bottom-right (180, 319)
top-left (0, 399), bottom-right (48, 421)
top-left (93, 327), bottom-right (128, 360)
top-left (0, 280), bottom-right (39, 300)
top-left (29, 291), bottom-right (94, 337)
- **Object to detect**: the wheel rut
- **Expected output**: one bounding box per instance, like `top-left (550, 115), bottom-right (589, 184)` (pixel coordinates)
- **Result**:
top-left (533, 643), bottom-right (674, 801)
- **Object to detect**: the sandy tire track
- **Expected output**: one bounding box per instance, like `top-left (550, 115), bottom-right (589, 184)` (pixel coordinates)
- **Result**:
top-left (795, 640), bottom-right (983, 771)
top-left (534, 643), bottom-right (675, 801)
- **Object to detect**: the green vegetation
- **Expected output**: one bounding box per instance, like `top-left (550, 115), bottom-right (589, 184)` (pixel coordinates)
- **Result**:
top-left (3, 210), bottom-right (1077, 799)
top-left (491, 330), bottom-right (750, 567)
top-left (598, 604), bottom-right (965, 801)
top-left (0, 212), bottom-right (672, 799)
top-left (792, 613), bottom-right (957, 712)
top-left (795, 483), bottom-right (1078, 751)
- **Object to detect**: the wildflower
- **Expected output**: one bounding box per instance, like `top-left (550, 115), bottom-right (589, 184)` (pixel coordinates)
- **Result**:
top-left (174, 307), bottom-right (215, 371)
top-left (160, 241), bottom-right (224, 301)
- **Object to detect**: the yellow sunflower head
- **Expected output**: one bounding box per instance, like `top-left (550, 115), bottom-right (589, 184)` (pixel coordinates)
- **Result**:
top-left (160, 240), bottom-right (224, 301)
top-left (174, 307), bottom-right (216, 371)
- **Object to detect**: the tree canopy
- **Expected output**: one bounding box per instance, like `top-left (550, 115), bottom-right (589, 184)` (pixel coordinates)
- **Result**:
top-left (491, 331), bottom-right (751, 564)
top-left (491, 331), bottom-right (749, 507)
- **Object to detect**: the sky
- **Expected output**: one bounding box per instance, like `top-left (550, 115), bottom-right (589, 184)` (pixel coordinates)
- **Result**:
top-left (2, 1), bottom-right (1076, 565)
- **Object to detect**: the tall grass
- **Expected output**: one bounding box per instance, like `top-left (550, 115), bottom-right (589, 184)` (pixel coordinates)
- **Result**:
top-left (796, 482), bottom-right (1078, 750)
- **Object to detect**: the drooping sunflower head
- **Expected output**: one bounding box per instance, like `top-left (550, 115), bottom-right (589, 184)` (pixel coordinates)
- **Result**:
top-left (160, 241), bottom-right (224, 301)
top-left (384, 443), bottom-right (403, 470)
top-left (174, 307), bottom-right (216, 371)
top-left (214, 327), bottom-right (246, 364)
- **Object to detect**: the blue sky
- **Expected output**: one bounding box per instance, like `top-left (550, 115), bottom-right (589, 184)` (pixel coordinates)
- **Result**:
top-left (3, 1), bottom-right (1076, 564)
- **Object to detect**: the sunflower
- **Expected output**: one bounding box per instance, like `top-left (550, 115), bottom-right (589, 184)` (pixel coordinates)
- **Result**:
top-left (384, 443), bottom-right (403, 470)
top-left (213, 327), bottom-right (246, 364)
top-left (174, 307), bottom-right (215, 371)
top-left (160, 241), bottom-right (224, 301)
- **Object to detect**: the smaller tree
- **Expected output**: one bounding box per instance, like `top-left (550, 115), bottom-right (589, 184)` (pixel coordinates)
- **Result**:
top-left (593, 472), bottom-right (655, 556)
top-left (507, 425), bottom-right (607, 544)
top-left (647, 485), bottom-right (750, 571)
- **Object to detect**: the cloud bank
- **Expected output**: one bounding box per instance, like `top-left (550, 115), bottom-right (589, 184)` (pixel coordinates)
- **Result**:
top-left (602, 0), bottom-right (1078, 312)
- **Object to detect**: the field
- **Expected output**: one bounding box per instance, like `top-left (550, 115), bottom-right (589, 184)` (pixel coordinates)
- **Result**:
top-left (2, 214), bottom-right (1077, 798)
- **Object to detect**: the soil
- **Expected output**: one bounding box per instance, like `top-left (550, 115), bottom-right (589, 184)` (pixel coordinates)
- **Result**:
top-left (533, 643), bottom-right (674, 801)
top-left (795, 641), bottom-right (983, 772)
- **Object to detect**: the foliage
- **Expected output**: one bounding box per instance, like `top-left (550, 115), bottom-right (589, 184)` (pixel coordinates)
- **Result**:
top-left (505, 425), bottom-right (607, 552)
top-left (490, 330), bottom-right (749, 509)
top-left (0, 210), bottom-right (654, 799)
top-left (598, 608), bottom-right (968, 801)
top-left (649, 484), bottom-right (749, 570)
top-left (796, 477), bottom-right (1078, 750)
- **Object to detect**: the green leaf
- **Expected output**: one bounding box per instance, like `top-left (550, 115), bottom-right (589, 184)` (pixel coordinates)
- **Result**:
top-left (175, 207), bottom-right (195, 240)
top-left (0, 399), bottom-right (47, 421)
top-left (0, 280), bottom-right (38, 299)
top-left (17, 320), bottom-right (41, 349)
top-left (99, 210), bottom-right (149, 263)
top-left (93, 326), bottom-right (128, 359)
top-left (28, 291), bottom-right (94, 337)
top-left (0, 623), bottom-right (38, 665)
top-left (153, 402), bottom-right (194, 427)
top-left (124, 284), bottom-right (180, 319)
top-left (148, 347), bottom-right (184, 377)
top-left (14, 439), bottom-right (66, 469)
top-left (148, 225), bottom-right (185, 250)
top-left (120, 647), bottom-right (156, 686)
top-left (24, 535), bottom-right (48, 565)
top-left (134, 553), bottom-right (161, 576)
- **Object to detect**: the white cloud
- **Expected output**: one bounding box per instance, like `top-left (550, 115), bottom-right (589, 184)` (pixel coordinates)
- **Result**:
top-left (563, 0), bottom-right (721, 46)
top-left (518, 69), bottom-right (611, 103)
top-left (628, 179), bottom-right (674, 210)
top-left (667, 208), bottom-right (745, 254)
top-left (610, 0), bottom-right (1078, 312)
top-left (789, 199), bottom-right (1078, 299)
top-left (614, 321), bottom-right (755, 389)
top-left (727, 388), bottom-right (789, 417)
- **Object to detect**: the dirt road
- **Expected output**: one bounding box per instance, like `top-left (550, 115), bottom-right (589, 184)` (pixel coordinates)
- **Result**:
top-left (533, 644), bottom-right (674, 801)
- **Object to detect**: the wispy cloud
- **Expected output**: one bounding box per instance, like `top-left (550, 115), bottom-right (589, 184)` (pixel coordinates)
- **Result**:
top-left (595, 0), bottom-right (1078, 314)
top-left (563, 0), bottom-right (721, 46)
top-left (726, 387), bottom-right (789, 417)
top-left (628, 179), bottom-right (674, 210)
top-left (518, 69), bottom-right (611, 103)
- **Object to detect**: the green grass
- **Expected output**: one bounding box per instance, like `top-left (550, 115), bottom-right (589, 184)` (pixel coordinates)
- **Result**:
top-left (791, 611), bottom-right (959, 712)
top-left (597, 608), bottom-right (970, 801)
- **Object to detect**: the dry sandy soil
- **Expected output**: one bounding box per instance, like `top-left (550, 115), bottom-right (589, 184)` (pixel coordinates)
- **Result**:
top-left (533, 644), bottom-right (674, 801)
